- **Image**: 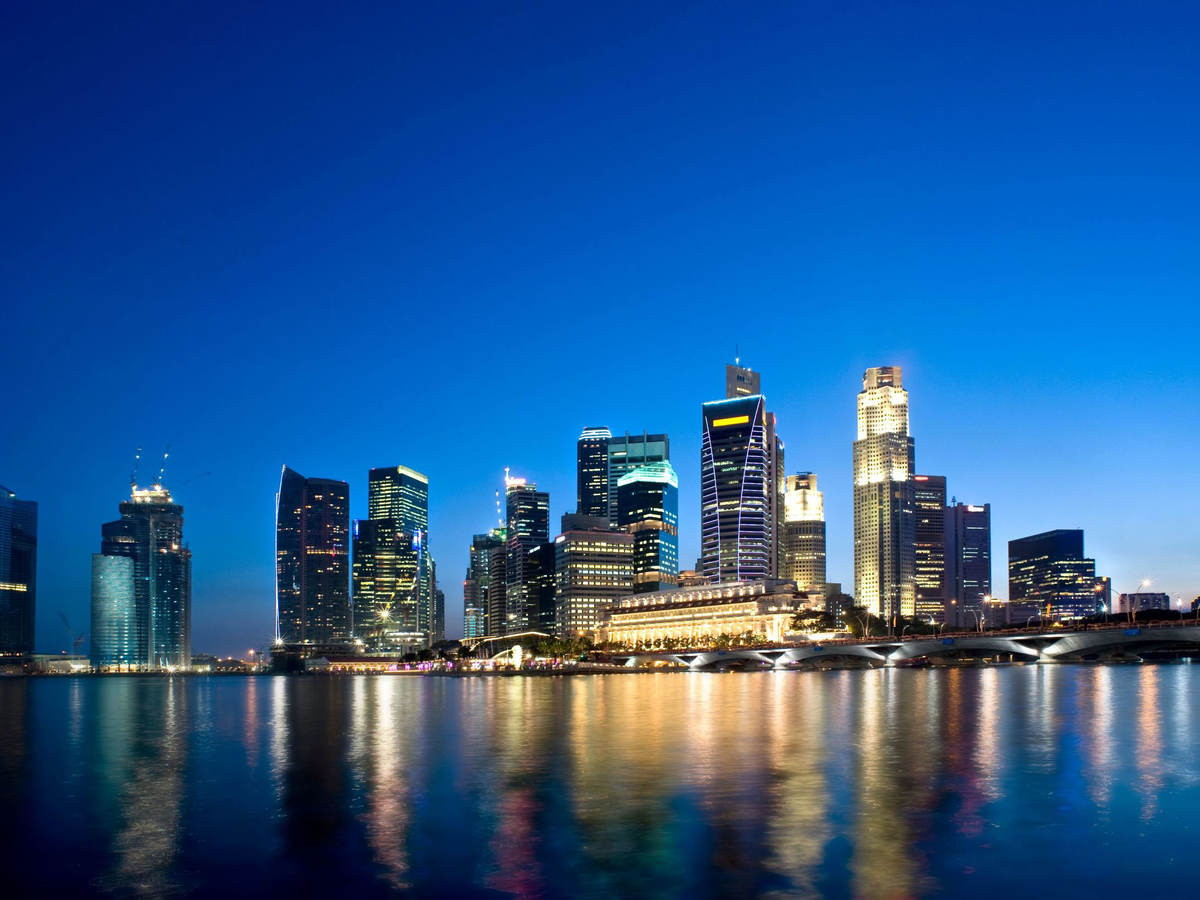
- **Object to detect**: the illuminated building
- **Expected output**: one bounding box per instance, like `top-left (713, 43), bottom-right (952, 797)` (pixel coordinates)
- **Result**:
top-left (1008, 529), bottom-right (1103, 619)
top-left (852, 366), bottom-right (915, 621)
top-left (488, 544), bottom-right (507, 635)
top-left (912, 475), bottom-right (947, 622)
top-left (945, 501), bottom-right (991, 626)
top-left (606, 432), bottom-right (669, 524)
top-left (599, 580), bottom-right (805, 647)
top-left (504, 475), bottom-right (549, 633)
top-left (616, 461), bottom-right (679, 593)
top-left (275, 466), bottom-right (351, 644)
top-left (463, 527), bottom-right (505, 638)
top-left (354, 465), bottom-right (431, 652)
top-left (700, 394), bottom-right (771, 582)
top-left (432, 565), bottom-right (445, 644)
top-left (0, 486), bottom-right (37, 658)
top-left (779, 473), bottom-right (826, 597)
top-left (554, 520), bottom-right (634, 636)
top-left (90, 479), bottom-right (192, 669)
top-left (576, 426), bottom-right (611, 518)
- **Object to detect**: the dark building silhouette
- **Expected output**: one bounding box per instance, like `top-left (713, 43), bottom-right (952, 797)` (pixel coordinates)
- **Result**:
top-left (945, 501), bottom-right (991, 623)
top-left (912, 475), bottom-right (948, 622)
top-left (576, 426), bottom-right (611, 518)
top-left (276, 466), bottom-right (351, 645)
top-left (503, 476), bottom-right (549, 633)
top-left (1009, 529), bottom-right (1102, 619)
top-left (464, 527), bottom-right (506, 638)
top-left (0, 486), bottom-right (37, 659)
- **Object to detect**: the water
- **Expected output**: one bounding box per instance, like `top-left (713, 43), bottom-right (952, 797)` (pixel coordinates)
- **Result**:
top-left (2, 666), bottom-right (1198, 897)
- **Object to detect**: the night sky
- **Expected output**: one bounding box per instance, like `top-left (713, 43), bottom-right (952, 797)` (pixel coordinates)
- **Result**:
top-left (4, 1), bottom-right (1198, 655)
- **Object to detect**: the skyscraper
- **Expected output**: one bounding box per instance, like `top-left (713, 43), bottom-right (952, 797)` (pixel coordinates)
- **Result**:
top-left (853, 366), bottom-right (916, 622)
top-left (912, 475), bottom-right (948, 622)
top-left (0, 486), bottom-right (37, 659)
top-left (780, 473), bottom-right (826, 597)
top-left (504, 475), bottom-right (549, 633)
top-left (1009, 529), bottom-right (1102, 619)
top-left (275, 466), bottom-right (351, 645)
top-left (464, 527), bottom-right (505, 639)
top-left (700, 393), bottom-right (771, 582)
top-left (606, 432), bottom-right (669, 524)
top-left (946, 501), bottom-right (991, 618)
top-left (616, 461), bottom-right (680, 593)
top-left (554, 519), bottom-right (634, 637)
top-left (354, 465), bottom-right (431, 652)
top-left (90, 479), bottom-right (191, 669)
top-left (725, 362), bottom-right (761, 397)
top-left (576, 426), bottom-right (611, 518)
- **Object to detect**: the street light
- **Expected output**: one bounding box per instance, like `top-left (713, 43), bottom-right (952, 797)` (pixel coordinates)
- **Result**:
top-left (1126, 578), bottom-right (1152, 625)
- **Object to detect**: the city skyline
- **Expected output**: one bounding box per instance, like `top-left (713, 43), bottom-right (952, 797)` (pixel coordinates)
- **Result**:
top-left (4, 2), bottom-right (1199, 655)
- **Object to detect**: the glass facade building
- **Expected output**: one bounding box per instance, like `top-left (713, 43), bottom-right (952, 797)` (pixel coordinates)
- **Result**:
top-left (90, 553), bottom-right (137, 668)
top-left (852, 366), bottom-right (916, 621)
top-left (503, 476), bottom-right (549, 633)
top-left (616, 461), bottom-right (679, 593)
top-left (0, 486), bottom-right (37, 658)
top-left (700, 395), bottom-right (771, 583)
top-left (463, 527), bottom-right (505, 638)
top-left (780, 473), bottom-right (826, 597)
top-left (606, 432), bottom-right (669, 524)
top-left (1009, 529), bottom-right (1103, 619)
top-left (576, 426), bottom-right (611, 518)
top-left (912, 474), bottom-right (948, 622)
top-left (946, 501), bottom-right (992, 618)
top-left (275, 466), bottom-right (351, 645)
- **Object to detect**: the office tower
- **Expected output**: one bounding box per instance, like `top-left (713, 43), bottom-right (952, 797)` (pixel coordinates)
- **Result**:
top-left (488, 544), bottom-right (508, 635)
top-left (606, 432), bottom-right (670, 524)
top-left (780, 473), bottom-right (826, 597)
top-left (464, 527), bottom-right (505, 638)
top-left (912, 475), bottom-right (948, 622)
top-left (725, 362), bottom-right (760, 397)
top-left (90, 479), bottom-right (191, 669)
top-left (0, 486), bottom-right (37, 658)
top-left (1119, 592), bottom-right (1171, 614)
top-left (354, 465), bottom-right (431, 651)
top-left (504, 475), bottom-right (549, 632)
top-left (1008, 529), bottom-right (1102, 619)
top-left (275, 466), bottom-right (351, 645)
top-left (700, 393), bottom-right (771, 583)
top-left (433, 585), bottom-right (445, 644)
top-left (945, 501), bottom-right (991, 620)
top-left (527, 542), bottom-right (558, 635)
top-left (852, 366), bottom-right (916, 622)
top-left (576, 426), bottom-right (611, 517)
top-left (726, 363), bottom-right (784, 577)
top-left (554, 518), bottom-right (634, 637)
top-left (617, 462), bottom-right (679, 593)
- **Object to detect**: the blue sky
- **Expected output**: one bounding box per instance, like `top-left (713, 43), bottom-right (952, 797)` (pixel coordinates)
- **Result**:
top-left (3, 1), bottom-right (1198, 655)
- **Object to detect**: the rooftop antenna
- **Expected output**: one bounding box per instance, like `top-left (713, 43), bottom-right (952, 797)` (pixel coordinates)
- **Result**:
top-left (130, 447), bottom-right (142, 490)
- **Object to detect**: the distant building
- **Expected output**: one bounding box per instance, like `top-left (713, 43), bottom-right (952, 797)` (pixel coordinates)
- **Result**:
top-left (912, 475), bottom-right (947, 622)
top-left (354, 465), bottom-right (431, 652)
top-left (527, 542), bottom-right (558, 635)
top-left (852, 366), bottom-right (915, 621)
top-left (487, 544), bottom-right (508, 636)
top-left (0, 486), bottom-right (37, 659)
top-left (606, 432), bottom-right (669, 524)
top-left (90, 480), bottom-right (191, 670)
top-left (576, 426), bottom-right (612, 518)
top-left (599, 580), bottom-right (806, 648)
top-left (504, 475), bottom-right (549, 633)
top-left (823, 582), bottom-right (856, 629)
top-left (554, 519), bottom-right (634, 637)
top-left (1119, 592), bottom-right (1172, 614)
top-left (1008, 529), bottom-right (1103, 619)
top-left (779, 473), bottom-right (826, 598)
top-left (616, 461), bottom-right (680, 593)
top-left (464, 527), bottom-right (505, 638)
top-left (276, 466), bottom-right (351, 645)
top-left (945, 501), bottom-right (991, 626)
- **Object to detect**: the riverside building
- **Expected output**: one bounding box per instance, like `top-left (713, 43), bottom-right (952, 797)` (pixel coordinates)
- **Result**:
top-left (616, 461), bottom-right (680, 593)
top-left (779, 473), bottom-right (826, 598)
top-left (912, 474), bottom-right (948, 622)
top-left (554, 516), bottom-right (634, 637)
top-left (1008, 529), bottom-right (1103, 619)
top-left (0, 486), bottom-right (37, 661)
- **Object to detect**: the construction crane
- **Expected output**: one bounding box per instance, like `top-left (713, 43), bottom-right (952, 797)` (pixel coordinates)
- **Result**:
top-left (130, 447), bottom-right (142, 490)
top-left (58, 612), bottom-right (86, 657)
top-left (156, 444), bottom-right (171, 487)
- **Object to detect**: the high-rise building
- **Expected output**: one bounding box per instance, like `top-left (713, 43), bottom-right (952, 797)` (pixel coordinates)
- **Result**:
top-left (354, 465), bottom-right (431, 652)
top-left (700, 393), bottom-right (771, 583)
top-left (576, 426), bottom-right (611, 518)
top-left (504, 475), bottom-right (549, 633)
top-left (464, 527), bottom-right (505, 639)
top-left (527, 542), bottom-right (558, 635)
top-left (606, 432), bottom-right (669, 524)
top-left (725, 363), bottom-right (761, 397)
top-left (487, 544), bottom-right (508, 636)
top-left (90, 480), bottom-right (191, 669)
top-left (554, 519), bottom-right (634, 637)
top-left (1008, 529), bottom-right (1103, 619)
top-left (275, 466), bottom-right (351, 645)
top-left (726, 364), bottom-right (785, 577)
top-left (779, 473), bottom-right (826, 597)
top-left (945, 501), bottom-right (991, 622)
top-left (0, 486), bottom-right (37, 659)
top-left (616, 461), bottom-right (680, 593)
top-left (852, 366), bottom-right (916, 621)
top-left (912, 475), bottom-right (947, 622)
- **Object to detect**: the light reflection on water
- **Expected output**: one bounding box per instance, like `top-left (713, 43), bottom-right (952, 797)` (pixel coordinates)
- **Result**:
top-left (2, 666), bottom-right (1200, 897)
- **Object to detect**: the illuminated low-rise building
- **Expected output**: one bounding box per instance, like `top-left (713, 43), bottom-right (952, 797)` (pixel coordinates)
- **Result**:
top-left (555, 519), bottom-right (634, 636)
top-left (598, 580), bottom-right (807, 648)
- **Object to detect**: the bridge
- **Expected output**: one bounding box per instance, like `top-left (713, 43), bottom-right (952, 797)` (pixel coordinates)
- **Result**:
top-left (611, 621), bottom-right (1200, 671)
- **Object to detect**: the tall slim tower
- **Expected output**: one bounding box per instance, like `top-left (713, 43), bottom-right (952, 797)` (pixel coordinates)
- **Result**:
top-left (853, 366), bottom-right (915, 622)
top-left (616, 461), bottom-right (680, 593)
top-left (503, 474), bottom-right (549, 633)
top-left (463, 527), bottom-right (506, 639)
top-left (275, 466), bottom-right (351, 644)
top-left (946, 501), bottom-right (991, 618)
top-left (912, 475), bottom-right (948, 622)
top-left (780, 473), bottom-right (826, 596)
top-left (576, 426), bottom-right (611, 518)
top-left (0, 486), bottom-right (37, 659)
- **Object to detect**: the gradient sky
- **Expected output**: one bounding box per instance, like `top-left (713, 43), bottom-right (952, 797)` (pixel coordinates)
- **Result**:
top-left (3, 1), bottom-right (1198, 655)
